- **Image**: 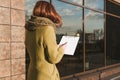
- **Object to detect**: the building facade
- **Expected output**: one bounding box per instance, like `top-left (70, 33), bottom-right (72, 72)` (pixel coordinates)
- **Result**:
top-left (0, 0), bottom-right (120, 80)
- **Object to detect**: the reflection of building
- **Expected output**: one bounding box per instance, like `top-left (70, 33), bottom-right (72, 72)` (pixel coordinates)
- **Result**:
top-left (85, 33), bottom-right (95, 43)
top-left (94, 29), bottom-right (104, 40)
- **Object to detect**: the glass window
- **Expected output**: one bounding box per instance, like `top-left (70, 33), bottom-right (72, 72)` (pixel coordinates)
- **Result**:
top-left (106, 0), bottom-right (120, 65)
top-left (26, 0), bottom-right (36, 20)
top-left (85, 0), bottom-right (104, 11)
top-left (84, 9), bottom-right (104, 70)
top-left (54, 1), bottom-right (82, 36)
top-left (54, 0), bottom-right (83, 76)
top-left (66, 0), bottom-right (83, 5)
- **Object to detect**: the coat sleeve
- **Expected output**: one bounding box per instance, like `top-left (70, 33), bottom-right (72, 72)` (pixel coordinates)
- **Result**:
top-left (43, 26), bottom-right (64, 64)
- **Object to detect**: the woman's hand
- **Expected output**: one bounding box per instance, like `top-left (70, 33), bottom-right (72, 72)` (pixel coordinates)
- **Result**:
top-left (58, 42), bottom-right (67, 49)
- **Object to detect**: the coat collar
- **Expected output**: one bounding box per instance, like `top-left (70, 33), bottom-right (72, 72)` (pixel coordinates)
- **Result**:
top-left (25, 15), bottom-right (56, 31)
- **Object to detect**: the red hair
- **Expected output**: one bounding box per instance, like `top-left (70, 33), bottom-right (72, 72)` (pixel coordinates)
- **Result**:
top-left (33, 1), bottom-right (62, 28)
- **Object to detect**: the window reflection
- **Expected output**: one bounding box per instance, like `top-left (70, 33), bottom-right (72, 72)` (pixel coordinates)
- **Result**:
top-left (84, 9), bottom-right (104, 70)
top-left (25, 0), bottom-right (36, 20)
top-left (66, 0), bottom-right (83, 5)
top-left (54, 0), bottom-right (83, 76)
top-left (54, 1), bottom-right (82, 36)
top-left (106, 0), bottom-right (120, 65)
top-left (85, 0), bottom-right (104, 11)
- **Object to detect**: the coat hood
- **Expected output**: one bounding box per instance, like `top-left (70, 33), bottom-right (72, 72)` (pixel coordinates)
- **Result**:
top-left (25, 15), bottom-right (56, 31)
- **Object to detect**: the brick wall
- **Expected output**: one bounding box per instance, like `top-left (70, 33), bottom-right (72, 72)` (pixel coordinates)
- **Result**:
top-left (0, 0), bottom-right (25, 80)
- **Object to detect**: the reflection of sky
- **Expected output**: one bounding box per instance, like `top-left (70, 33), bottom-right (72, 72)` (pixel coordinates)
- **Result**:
top-left (54, 0), bottom-right (104, 34)
top-left (26, 0), bottom-right (104, 34)
top-left (54, 1), bottom-right (82, 35)
top-left (85, 0), bottom-right (104, 10)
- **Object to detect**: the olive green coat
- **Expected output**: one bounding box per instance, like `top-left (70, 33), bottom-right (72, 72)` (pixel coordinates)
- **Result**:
top-left (25, 16), bottom-right (64, 80)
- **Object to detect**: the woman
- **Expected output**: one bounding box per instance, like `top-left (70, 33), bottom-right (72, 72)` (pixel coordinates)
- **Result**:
top-left (25, 1), bottom-right (66, 80)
